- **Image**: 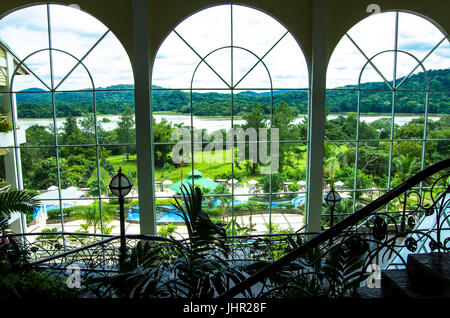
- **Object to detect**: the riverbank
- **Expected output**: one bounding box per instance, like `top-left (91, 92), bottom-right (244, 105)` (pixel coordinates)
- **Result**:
top-left (16, 112), bottom-right (443, 133)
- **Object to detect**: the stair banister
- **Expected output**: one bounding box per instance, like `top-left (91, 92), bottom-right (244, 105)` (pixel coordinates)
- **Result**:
top-left (216, 158), bottom-right (450, 300)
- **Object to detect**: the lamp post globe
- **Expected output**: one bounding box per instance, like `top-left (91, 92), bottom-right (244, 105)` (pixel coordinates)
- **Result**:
top-left (324, 186), bottom-right (341, 231)
top-left (324, 186), bottom-right (341, 208)
top-left (109, 167), bottom-right (133, 198)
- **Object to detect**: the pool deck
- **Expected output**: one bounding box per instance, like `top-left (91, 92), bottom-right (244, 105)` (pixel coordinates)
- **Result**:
top-left (29, 212), bottom-right (304, 238)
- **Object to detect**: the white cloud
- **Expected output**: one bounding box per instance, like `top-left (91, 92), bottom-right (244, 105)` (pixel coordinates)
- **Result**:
top-left (153, 4), bottom-right (309, 90)
top-left (327, 12), bottom-right (449, 89)
top-left (0, 4), bottom-right (133, 91)
top-left (1, 5), bottom-right (447, 92)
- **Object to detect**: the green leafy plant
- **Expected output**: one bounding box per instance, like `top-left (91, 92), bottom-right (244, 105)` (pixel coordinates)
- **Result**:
top-left (70, 202), bottom-right (115, 234)
top-left (87, 183), bottom-right (248, 298)
top-left (0, 116), bottom-right (13, 133)
top-left (157, 223), bottom-right (178, 239)
top-left (0, 187), bottom-right (80, 298)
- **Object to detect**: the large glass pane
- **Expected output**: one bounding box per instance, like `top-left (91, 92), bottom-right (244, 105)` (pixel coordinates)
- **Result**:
top-left (0, 5), bottom-right (49, 61)
top-left (269, 193), bottom-right (305, 234)
top-left (55, 91), bottom-right (95, 145)
top-left (427, 93), bottom-right (450, 138)
top-left (346, 12), bottom-right (396, 64)
top-left (397, 12), bottom-right (445, 63)
top-left (421, 40), bottom-right (450, 88)
top-left (324, 141), bottom-right (356, 192)
top-left (391, 140), bottom-right (424, 187)
top-left (49, 4), bottom-right (108, 60)
top-left (357, 141), bottom-right (389, 190)
top-left (263, 33), bottom-right (309, 89)
top-left (175, 5), bottom-right (231, 58)
top-left (325, 90), bottom-right (358, 141)
top-left (82, 32), bottom-right (134, 89)
top-left (21, 147), bottom-right (59, 192)
top-left (96, 90), bottom-right (135, 146)
top-left (58, 145), bottom-right (98, 194)
top-left (152, 33), bottom-right (202, 89)
top-left (233, 50), bottom-right (271, 90)
top-left (152, 89), bottom-right (190, 116)
top-left (424, 140), bottom-right (449, 167)
top-left (327, 36), bottom-right (368, 89)
top-left (16, 91), bottom-right (54, 147)
top-left (99, 145), bottom-right (137, 196)
top-left (394, 91), bottom-right (426, 140)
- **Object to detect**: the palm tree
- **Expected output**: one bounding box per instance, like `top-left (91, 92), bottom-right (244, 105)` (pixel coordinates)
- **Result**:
top-left (71, 201), bottom-right (115, 234)
top-left (0, 186), bottom-right (38, 224)
top-left (324, 156), bottom-right (340, 187)
top-left (393, 154), bottom-right (419, 182)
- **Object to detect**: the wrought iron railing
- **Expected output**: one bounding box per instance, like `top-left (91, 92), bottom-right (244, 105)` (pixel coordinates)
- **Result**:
top-left (216, 158), bottom-right (450, 299)
top-left (4, 159), bottom-right (449, 298)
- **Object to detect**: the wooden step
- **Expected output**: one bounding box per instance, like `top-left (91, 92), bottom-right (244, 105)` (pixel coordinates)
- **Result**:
top-left (381, 269), bottom-right (427, 298)
top-left (407, 253), bottom-right (450, 297)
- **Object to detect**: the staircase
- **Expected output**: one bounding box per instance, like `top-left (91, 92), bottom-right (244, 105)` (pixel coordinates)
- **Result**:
top-left (357, 252), bottom-right (450, 298)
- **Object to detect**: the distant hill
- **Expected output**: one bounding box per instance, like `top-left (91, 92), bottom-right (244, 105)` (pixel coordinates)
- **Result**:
top-left (15, 68), bottom-right (449, 118)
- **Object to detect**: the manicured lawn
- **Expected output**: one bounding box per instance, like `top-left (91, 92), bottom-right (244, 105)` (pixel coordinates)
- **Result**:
top-left (101, 144), bottom-right (309, 184)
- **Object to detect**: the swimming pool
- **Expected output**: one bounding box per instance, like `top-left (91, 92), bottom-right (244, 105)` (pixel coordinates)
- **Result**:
top-left (126, 196), bottom-right (305, 222)
top-left (127, 206), bottom-right (185, 223)
top-left (32, 203), bottom-right (74, 219)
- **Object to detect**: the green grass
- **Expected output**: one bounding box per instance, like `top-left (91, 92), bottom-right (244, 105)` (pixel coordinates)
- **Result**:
top-left (101, 145), bottom-right (309, 184)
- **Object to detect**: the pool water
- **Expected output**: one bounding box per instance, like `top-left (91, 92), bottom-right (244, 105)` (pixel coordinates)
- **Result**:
top-left (32, 203), bottom-right (73, 219)
top-left (126, 195), bottom-right (305, 222)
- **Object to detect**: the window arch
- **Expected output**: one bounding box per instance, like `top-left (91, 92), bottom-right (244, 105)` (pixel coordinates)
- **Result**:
top-left (325, 11), bottom-right (449, 220)
top-left (151, 4), bottom-right (309, 235)
top-left (0, 3), bottom-right (135, 236)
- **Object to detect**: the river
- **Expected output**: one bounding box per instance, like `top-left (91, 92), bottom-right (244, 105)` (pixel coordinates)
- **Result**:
top-left (16, 113), bottom-right (442, 133)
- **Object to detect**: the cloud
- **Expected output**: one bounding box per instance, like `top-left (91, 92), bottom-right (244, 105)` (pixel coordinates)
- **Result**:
top-left (327, 12), bottom-right (449, 89)
top-left (0, 4), bottom-right (133, 91)
top-left (153, 4), bottom-right (309, 90)
top-left (1, 5), bottom-right (447, 92)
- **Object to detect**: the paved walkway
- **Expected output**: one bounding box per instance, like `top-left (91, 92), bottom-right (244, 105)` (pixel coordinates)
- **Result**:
top-left (28, 213), bottom-right (304, 239)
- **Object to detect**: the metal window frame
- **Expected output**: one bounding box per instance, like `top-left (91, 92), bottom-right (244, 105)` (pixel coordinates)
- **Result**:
top-left (3, 3), bottom-right (135, 245)
top-left (149, 3), bottom-right (312, 235)
top-left (325, 10), bottom-right (450, 218)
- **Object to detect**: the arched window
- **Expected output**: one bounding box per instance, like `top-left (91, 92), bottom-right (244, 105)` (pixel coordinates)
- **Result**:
top-left (325, 11), bottom-right (449, 219)
top-left (151, 4), bottom-right (309, 235)
top-left (0, 4), bottom-right (134, 235)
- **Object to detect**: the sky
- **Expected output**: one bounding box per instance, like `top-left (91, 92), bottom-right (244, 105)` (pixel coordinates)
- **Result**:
top-left (0, 4), bottom-right (448, 92)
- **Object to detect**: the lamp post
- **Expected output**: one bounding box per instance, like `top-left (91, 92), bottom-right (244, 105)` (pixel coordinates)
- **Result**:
top-left (324, 185), bottom-right (341, 246)
top-left (109, 167), bottom-right (133, 269)
top-left (324, 185), bottom-right (341, 228)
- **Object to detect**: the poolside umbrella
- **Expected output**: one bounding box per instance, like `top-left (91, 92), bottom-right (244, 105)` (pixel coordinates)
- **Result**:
top-left (47, 185), bottom-right (58, 191)
top-left (163, 180), bottom-right (173, 185)
top-left (248, 180), bottom-right (259, 185)
top-left (168, 170), bottom-right (221, 194)
top-left (228, 179), bottom-right (239, 184)
top-left (297, 180), bottom-right (306, 186)
top-left (334, 181), bottom-right (344, 187)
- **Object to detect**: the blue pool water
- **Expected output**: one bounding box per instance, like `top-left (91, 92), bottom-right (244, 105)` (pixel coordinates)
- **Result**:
top-left (126, 195), bottom-right (305, 222)
top-left (32, 203), bottom-right (73, 219)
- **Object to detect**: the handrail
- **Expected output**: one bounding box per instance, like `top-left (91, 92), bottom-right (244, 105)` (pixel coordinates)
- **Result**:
top-left (6, 233), bottom-right (185, 275)
top-left (216, 158), bottom-right (450, 300)
top-left (3, 235), bottom-right (118, 275)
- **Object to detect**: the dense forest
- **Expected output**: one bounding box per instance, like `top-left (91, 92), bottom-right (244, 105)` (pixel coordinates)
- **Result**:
top-left (15, 68), bottom-right (449, 118)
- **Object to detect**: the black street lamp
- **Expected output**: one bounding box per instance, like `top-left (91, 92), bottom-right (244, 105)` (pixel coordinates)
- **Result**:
top-left (324, 185), bottom-right (341, 228)
top-left (109, 167), bottom-right (133, 268)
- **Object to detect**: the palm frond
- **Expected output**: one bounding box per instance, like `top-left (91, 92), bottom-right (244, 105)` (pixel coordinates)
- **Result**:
top-left (0, 189), bottom-right (38, 217)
